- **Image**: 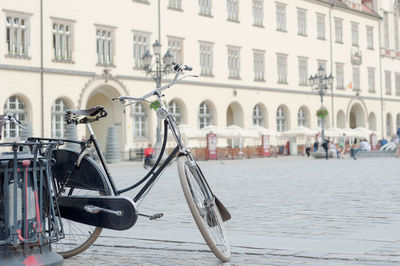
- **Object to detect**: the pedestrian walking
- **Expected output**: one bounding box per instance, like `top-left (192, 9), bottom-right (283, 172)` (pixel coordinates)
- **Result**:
top-left (339, 133), bottom-right (346, 159)
top-left (144, 144), bottom-right (154, 169)
top-left (313, 140), bottom-right (319, 152)
top-left (305, 140), bottom-right (311, 157)
top-left (322, 138), bottom-right (329, 160)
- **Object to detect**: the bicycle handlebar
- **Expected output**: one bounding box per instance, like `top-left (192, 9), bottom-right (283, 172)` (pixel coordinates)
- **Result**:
top-left (112, 64), bottom-right (198, 104)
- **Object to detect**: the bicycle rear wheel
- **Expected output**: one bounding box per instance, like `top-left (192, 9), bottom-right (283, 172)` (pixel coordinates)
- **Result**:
top-left (177, 155), bottom-right (230, 262)
top-left (51, 149), bottom-right (112, 258)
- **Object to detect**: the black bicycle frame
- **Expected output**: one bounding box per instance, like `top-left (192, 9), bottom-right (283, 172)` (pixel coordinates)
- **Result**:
top-left (87, 119), bottom-right (181, 203)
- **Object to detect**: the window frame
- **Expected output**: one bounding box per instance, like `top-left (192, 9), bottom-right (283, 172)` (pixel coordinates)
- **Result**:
top-left (133, 102), bottom-right (147, 138)
top-left (3, 96), bottom-right (27, 139)
top-left (51, 98), bottom-right (69, 138)
top-left (252, 0), bottom-right (264, 27)
top-left (132, 30), bottom-right (150, 69)
top-left (199, 41), bottom-right (214, 77)
top-left (4, 9), bottom-right (32, 58)
top-left (317, 13), bottom-right (326, 40)
top-left (297, 8), bottom-right (307, 36)
top-left (277, 53), bottom-right (288, 84)
top-left (227, 46), bottom-right (241, 79)
top-left (198, 101), bottom-right (212, 129)
top-left (276, 3), bottom-right (287, 32)
top-left (253, 49), bottom-right (265, 82)
top-left (95, 25), bottom-right (116, 67)
top-left (168, 36), bottom-right (184, 65)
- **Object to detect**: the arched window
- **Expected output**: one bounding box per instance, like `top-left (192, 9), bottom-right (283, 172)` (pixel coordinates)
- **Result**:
top-left (4, 96), bottom-right (26, 139)
top-left (198, 101), bottom-right (212, 129)
top-left (386, 114), bottom-right (392, 137)
top-left (253, 105), bottom-right (263, 126)
top-left (51, 98), bottom-right (69, 138)
top-left (168, 100), bottom-right (182, 124)
top-left (133, 103), bottom-right (147, 138)
top-left (276, 107), bottom-right (286, 132)
top-left (298, 108), bottom-right (307, 127)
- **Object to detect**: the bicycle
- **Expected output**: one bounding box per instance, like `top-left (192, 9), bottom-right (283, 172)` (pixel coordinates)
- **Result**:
top-left (29, 64), bottom-right (231, 262)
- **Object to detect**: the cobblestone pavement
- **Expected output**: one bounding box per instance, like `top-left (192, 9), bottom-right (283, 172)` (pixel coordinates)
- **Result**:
top-left (63, 157), bottom-right (400, 265)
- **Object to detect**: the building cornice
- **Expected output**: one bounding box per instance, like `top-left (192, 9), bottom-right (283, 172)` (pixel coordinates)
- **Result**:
top-left (0, 64), bottom-right (398, 103)
top-left (304, 0), bottom-right (381, 20)
top-left (117, 74), bottom-right (400, 103)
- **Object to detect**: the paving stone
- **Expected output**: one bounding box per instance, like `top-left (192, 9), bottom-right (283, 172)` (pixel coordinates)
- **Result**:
top-left (62, 157), bottom-right (400, 265)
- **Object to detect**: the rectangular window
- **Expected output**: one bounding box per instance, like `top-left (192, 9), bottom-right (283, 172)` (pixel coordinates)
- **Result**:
top-left (227, 0), bottom-right (239, 22)
top-left (168, 0), bottom-right (182, 10)
top-left (366, 26), bottom-right (374, 49)
top-left (168, 37), bottom-right (183, 64)
top-left (395, 13), bottom-right (399, 50)
top-left (352, 66), bottom-right (360, 91)
top-left (276, 4), bottom-right (286, 31)
top-left (199, 41), bottom-right (213, 76)
top-left (351, 22), bottom-right (359, 46)
top-left (317, 13), bottom-right (325, 40)
top-left (335, 18), bottom-right (343, 43)
top-left (253, 50), bottom-right (265, 81)
top-left (133, 32), bottom-right (149, 68)
top-left (52, 20), bottom-right (73, 61)
top-left (336, 63), bottom-right (344, 89)
top-left (396, 73), bottom-right (400, 96)
top-left (298, 57), bottom-right (308, 85)
top-left (297, 8), bottom-right (307, 36)
top-left (277, 54), bottom-right (288, 84)
top-left (385, 71), bottom-right (392, 95)
top-left (5, 13), bottom-right (31, 57)
top-left (199, 0), bottom-right (212, 16)
top-left (96, 26), bottom-right (115, 65)
top-left (228, 46), bottom-right (240, 79)
top-left (368, 67), bottom-right (375, 92)
top-left (384, 12), bottom-right (390, 49)
top-left (253, 0), bottom-right (263, 26)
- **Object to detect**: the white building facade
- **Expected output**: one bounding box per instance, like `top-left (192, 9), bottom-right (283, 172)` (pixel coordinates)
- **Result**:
top-left (0, 0), bottom-right (399, 152)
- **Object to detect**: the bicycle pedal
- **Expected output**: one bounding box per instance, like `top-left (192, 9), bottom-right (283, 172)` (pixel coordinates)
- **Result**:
top-left (139, 213), bottom-right (163, 220)
top-left (150, 213), bottom-right (163, 220)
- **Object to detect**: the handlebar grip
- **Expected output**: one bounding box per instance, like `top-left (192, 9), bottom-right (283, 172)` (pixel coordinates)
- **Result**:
top-left (173, 64), bottom-right (192, 72)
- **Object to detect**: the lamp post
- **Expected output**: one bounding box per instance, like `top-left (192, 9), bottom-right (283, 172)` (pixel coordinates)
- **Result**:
top-left (141, 41), bottom-right (174, 161)
top-left (308, 65), bottom-right (334, 146)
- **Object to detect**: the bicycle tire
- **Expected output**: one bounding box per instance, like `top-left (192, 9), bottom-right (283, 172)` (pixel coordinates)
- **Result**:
top-left (51, 150), bottom-right (112, 258)
top-left (177, 155), bottom-right (230, 262)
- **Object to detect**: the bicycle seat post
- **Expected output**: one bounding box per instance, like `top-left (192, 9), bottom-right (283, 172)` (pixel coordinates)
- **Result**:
top-left (85, 122), bottom-right (119, 196)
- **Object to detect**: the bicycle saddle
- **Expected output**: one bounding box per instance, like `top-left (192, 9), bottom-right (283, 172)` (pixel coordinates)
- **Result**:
top-left (66, 106), bottom-right (104, 117)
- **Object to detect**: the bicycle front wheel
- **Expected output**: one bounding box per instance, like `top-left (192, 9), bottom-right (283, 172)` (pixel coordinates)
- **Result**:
top-left (177, 155), bottom-right (230, 262)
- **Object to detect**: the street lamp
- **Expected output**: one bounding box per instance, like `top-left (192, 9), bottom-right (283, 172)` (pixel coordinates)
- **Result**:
top-left (141, 40), bottom-right (174, 160)
top-left (308, 66), bottom-right (334, 144)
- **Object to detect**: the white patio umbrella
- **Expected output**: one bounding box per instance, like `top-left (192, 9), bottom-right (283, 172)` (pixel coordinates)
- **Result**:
top-left (281, 127), bottom-right (318, 137)
top-left (324, 127), bottom-right (345, 138)
top-left (201, 125), bottom-right (235, 138)
top-left (246, 125), bottom-right (281, 136)
top-left (342, 128), bottom-right (357, 137)
top-left (353, 127), bottom-right (376, 139)
top-left (178, 124), bottom-right (206, 139)
top-left (226, 125), bottom-right (259, 138)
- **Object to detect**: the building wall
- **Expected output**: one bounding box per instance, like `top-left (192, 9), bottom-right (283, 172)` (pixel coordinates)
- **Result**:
top-left (1, 0), bottom-right (399, 151)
